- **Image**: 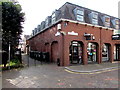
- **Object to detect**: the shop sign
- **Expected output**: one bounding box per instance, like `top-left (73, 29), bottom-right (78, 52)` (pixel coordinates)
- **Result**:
top-left (68, 31), bottom-right (78, 36)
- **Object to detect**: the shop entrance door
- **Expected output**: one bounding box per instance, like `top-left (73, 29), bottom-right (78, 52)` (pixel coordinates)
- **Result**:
top-left (102, 44), bottom-right (110, 62)
top-left (87, 43), bottom-right (97, 63)
top-left (70, 41), bottom-right (83, 64)
top-left (116, 45), bottom-right (120, 61)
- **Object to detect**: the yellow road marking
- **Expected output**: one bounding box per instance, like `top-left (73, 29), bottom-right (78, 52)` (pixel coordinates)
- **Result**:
top-left (64, 68), bottom-right (120, 74)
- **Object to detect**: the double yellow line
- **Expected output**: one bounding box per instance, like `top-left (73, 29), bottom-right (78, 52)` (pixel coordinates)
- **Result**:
top-left (64, 68), bottom-right (120, 74)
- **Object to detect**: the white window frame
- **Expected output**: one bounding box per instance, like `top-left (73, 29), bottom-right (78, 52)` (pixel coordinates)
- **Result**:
top-left (91, 12), bottom-right (98, 25)
top-left (115, 19), bottom-right (119, 29)
top-left (45, 18), bottom-right (49, 27)
top-left (92, 19), bottom-right (98, 25)
top-left (104, 16), bottom-right (110, 27)
top-left (52, 12), bottom-right (56, 24)
top-left (76, 8), bottom-right (84, 22)
top-left (92, 12), bottom-right (98, 19)
top-left (77, 15), bottom-right (84, 22)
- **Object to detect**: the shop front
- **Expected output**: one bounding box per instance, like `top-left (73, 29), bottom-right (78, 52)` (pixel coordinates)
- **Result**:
top-left (87, 43), bottom-right (98, 63)
top-left (114, 44), bottom-right (120, 61)
top-left (69, 41), bottom-right (83, 64)
top-left (102, 44), bottom-right (110, 62)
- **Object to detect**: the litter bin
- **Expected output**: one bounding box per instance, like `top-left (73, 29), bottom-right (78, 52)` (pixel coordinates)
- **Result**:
top-left (57, 58), bottom-right (60, 66)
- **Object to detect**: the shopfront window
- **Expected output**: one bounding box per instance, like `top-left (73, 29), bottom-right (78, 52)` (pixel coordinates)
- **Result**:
top-left (69, 41), bottom-right (83, 64)
top-left (87, 43), bottom-right (97, 63)
top-left (102, 44), bottom-right (109, 61)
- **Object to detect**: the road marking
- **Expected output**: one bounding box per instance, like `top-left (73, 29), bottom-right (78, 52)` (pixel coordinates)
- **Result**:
top-left (64, 68), bottom-right (120, 74)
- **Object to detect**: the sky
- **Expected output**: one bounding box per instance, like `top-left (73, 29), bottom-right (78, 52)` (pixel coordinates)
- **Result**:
top-left (17, 0), bottom-right (120, 36)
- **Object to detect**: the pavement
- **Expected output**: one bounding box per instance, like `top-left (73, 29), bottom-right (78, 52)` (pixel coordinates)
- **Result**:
top-left (2, 54), bottom-right (120, 88)
top-left (65, 61), bottom-right (120, 74)
top-left (22, 53), bottom-right (120, 74)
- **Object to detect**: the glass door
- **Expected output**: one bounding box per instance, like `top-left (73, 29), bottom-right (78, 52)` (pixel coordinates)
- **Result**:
top-left (116, 45), bottom-right (120, 60)
top-left (87, 43), bottom-right (97, 63)
top-left (69, 41), bottom-right (83, 64)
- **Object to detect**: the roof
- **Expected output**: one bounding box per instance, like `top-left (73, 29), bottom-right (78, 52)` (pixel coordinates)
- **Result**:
top-left (30, 2), bottom-right (120, 38)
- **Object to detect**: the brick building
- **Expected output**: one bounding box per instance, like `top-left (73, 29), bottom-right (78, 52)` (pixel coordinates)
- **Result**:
top-left (28, 2), bottom-right (120, 66)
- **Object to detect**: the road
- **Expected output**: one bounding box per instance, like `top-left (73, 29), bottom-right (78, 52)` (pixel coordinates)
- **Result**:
top-left (2, 54), bottom-right (120, 88)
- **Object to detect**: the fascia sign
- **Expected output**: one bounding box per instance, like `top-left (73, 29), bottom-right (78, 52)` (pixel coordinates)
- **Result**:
top-left (68, 31), bottom-right (78, 36)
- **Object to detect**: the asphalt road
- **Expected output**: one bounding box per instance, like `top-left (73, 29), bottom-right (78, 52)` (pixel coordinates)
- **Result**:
top-left (2, 54), bottom-right (120, 88)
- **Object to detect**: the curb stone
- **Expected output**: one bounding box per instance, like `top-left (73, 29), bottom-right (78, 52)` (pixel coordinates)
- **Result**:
top-left (65, 66), bottom-right (120, 73)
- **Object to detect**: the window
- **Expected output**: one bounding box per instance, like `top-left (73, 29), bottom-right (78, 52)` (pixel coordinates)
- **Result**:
top-left (91, 12), bottom-right (98, 25)
top-left (45, 18), bottom-right (49, 27)
top-left (115, 19), bottom-right (119, 24)
top-left (115, 19), bottom-right (119, 29)
top-left (64, 22), bottom-right (68, 27)
top-left (112, 19), bottom-right (119, 30)
top-left (76, 8), bottom-right (84, 22)
top-left (77, 15), bottom-right (84, 22)
top-left (92, 13), bottom-right (98, 19)
top-left (104, 16), bottom-right (110, 27)
top-left (77, 9), bottom-right (84, 15)
top-left (105, 17), bottom-right (110, 22)
top-left (52, 12), bottom-right (56, 24)
top-left (92, 19), bottom-right (98, 25)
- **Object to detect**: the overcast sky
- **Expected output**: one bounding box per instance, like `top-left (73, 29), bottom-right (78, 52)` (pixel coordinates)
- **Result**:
top-left (17, 0), bottom-right (120, 36)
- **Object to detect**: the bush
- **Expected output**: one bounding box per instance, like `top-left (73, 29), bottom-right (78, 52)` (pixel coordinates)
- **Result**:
top-left (9, 59), bottom-right (21, 66)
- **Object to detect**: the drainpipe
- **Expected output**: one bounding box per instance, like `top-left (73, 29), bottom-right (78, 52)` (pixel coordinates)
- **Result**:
top-left (60, 32), bottom-right (64, 66)
top-left (99, 27), bottom-right (102, 64)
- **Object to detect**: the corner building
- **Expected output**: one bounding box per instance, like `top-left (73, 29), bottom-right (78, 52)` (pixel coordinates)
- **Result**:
top-left (28, 2), bottom-right (120, 66)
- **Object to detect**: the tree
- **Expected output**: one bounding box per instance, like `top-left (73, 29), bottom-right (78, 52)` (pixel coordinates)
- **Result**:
top-left (1, 1), bottom-right (25, 67)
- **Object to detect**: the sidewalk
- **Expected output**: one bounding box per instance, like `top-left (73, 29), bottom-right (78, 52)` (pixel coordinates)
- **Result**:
top-left (65, 61), bottom-right (120, 73)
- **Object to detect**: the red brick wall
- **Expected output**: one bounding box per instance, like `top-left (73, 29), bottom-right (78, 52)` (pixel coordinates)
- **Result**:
top-left (28, 21), bottom-right (120, 66)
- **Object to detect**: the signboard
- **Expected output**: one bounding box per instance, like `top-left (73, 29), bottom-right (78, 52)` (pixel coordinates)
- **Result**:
top-left (68, 31), bottom-right (78, 36)
top-left (112, 34), bottom-right (120, 40)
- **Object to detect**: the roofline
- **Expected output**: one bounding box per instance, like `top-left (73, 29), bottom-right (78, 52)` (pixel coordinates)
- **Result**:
top-left (59, 2), bottom-right (119, 19)
top-left (28, 18), bottom-right (116, 40)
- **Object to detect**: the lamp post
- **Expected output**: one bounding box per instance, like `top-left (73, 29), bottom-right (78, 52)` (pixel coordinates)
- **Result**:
top-left (26, 44), bottom-right (29, 67)
top-left (8, 41), bottom-right (11, 69)
top-left (8, 31), bottom-right (11, 69)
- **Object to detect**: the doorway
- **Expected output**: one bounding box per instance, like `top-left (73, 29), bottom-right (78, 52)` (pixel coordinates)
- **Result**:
top-left (87, 43), bottom-right (98, 63)
top-left (51, 41), bottom-right (58, 62)
top-left (114, 44), bottom-right (120, 61)
top-left (102, 44), bottom-right (110, 62)
top-left (69, 41), bottom-right (83, 64)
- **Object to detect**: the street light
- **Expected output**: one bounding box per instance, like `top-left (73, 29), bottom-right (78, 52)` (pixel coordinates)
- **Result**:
top-left (8, 31), bottom-right (11, 69)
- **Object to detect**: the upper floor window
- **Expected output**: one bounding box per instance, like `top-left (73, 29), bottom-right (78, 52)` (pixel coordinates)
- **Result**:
top-left (112, 19), bottom-right (119, 30)
top-left (104, 16), bottom-right (110, 27)
top-left (92, 19), bottom-right (98, 25)
top-left (51, 12), bottom-right (56, 24)
top-left (115, 19), bottom-right (119, 29)
top-left (45, 18), bottom-right (49, 27)
top-left (91, 12), bottom-right (98, 25)
top-left (76, 8), bottom-right (84, 22)
top-left (77, 9), bottom-right (84, 16)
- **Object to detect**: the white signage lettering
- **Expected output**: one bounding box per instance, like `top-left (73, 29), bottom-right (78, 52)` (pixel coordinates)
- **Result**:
top-left (68, 31), bottom-right (78, 36)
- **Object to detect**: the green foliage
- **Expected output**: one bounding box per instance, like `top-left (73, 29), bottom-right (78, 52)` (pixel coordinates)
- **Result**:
top-left (9, 59), bottom-right (21, 66)
top-left (2, 1), bottom-right (25, 66)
